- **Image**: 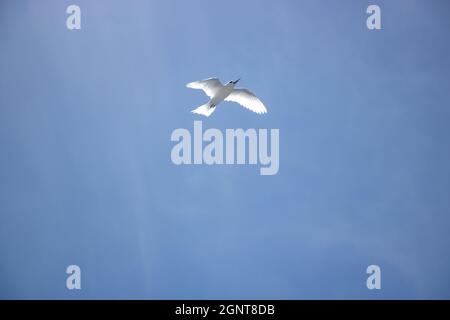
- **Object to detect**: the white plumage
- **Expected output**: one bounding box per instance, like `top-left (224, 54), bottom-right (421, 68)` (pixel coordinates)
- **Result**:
top-left (186, 77), bottom-right (267, 117)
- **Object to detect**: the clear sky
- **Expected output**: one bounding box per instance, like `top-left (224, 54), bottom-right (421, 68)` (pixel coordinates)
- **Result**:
top-left (1, 0), bottom-right (450, 299)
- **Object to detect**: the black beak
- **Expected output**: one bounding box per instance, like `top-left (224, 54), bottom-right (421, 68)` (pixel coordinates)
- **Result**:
top-left (233, 78), bottom-right (240, 84)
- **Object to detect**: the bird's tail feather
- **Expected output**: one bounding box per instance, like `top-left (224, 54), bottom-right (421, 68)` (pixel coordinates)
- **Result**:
top-left (191, 103), bottom-right (215, 117)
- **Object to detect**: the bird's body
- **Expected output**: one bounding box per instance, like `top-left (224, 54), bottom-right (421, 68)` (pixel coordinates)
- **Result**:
top-left (186, 78), bottom-right (267, 117)
top-left (209, 81), bottom-right (235, 109)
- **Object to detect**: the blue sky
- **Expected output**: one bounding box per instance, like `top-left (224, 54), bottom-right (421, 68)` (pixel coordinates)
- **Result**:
top-left (1, 0), bottom-right (450, 299)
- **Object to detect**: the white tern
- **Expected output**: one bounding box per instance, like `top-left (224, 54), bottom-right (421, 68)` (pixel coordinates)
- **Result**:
top-left (186, 78), bottom-right (267, 117)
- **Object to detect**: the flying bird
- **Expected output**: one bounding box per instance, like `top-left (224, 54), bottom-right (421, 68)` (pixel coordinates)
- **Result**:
top-left (186, 78), bottom-right (267, 117)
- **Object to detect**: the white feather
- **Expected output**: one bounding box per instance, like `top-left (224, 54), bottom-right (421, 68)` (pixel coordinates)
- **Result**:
top-left (191, 104), bottom-right (216, 117)
top-left (186, 78), bottom-right (223, 98)
top-left (225, 89), bottom-right (267, 114)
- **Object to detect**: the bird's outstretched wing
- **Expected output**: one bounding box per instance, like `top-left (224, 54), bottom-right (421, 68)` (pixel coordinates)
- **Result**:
top-left (186, 78), bottom-right (223, 98)
top-left (225, 89), bottom-right (267, 114)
